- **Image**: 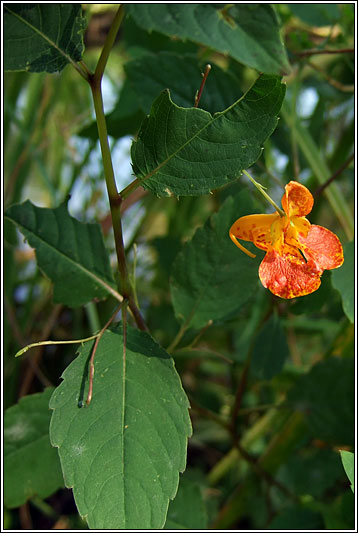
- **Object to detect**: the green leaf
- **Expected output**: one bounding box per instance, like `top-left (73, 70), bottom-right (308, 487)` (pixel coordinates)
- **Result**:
top-left (268, 506), bottom-right (324, 530)
top-left (288, 3), bottom-right (341, 26)
top-left (340, 451), bottom-right (354, 493)
top-left (170, 191), bottom-right (262, 329)
top-left (4, 4), bottom-right (86, 73)
top-left (125, 52), bottom-right (244, 114)
top-left (276, 448), bottom-right (345, 499)
top-left (331, 241), bottom-right (354, 323)
top-left (49, 325), bottom-right (192, 529)
top-left (131, 74), bottom-right (285, 197)
top-left (287, 357), bottom-right (354, 446)
top-left (5, 200), bottom-right (117, 307)
top-left (251, 312), bottom-right (289, 379)
top-left (164, 476), bottom-right (208, 529)
top-left (4, 388), bottom-right (64, 507)
top-left (126, 4), bottom-right (290, 75)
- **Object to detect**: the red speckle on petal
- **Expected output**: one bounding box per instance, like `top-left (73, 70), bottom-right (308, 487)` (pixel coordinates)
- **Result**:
top-left (259, 249), bottom-right (321, 299)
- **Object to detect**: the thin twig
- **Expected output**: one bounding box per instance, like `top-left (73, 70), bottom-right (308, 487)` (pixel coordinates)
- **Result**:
top-left (194, 64), bottom-right (211, 108)
top-left (294, 47), bottom-right (354, 58)
top-left (314, 153), bottom-right (354, 198)
top-left (86, 301), bottom-right (126, 406)
top-left (230, 355), bottom-right (251, 439)
top-left (306, 60), bottom-right (354, 92)
top-left (234, 440), bottom-right (299, 502)
top-left (19, 305), bottom-right (62, 397)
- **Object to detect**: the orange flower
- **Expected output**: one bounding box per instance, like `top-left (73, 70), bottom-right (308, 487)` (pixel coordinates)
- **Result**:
top-left (229, 181), bottom-right (344, 299)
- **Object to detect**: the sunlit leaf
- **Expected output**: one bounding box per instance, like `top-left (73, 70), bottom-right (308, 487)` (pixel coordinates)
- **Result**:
top-left (5, 200), bottom-right (117, 307)
top-left (340, 451), bottom-right (354, 493)
top-left (4, 4), bottom-right (86, 73)
top-left (131, 74), bottom-right (285, 197)
top-left (4, 389), bottom-right (64, 507)
top-left (49, 325), bottom-right (192, 529)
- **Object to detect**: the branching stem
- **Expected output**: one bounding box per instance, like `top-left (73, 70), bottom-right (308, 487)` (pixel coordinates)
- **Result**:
top-left (87, 5), bottom-right (148, 331)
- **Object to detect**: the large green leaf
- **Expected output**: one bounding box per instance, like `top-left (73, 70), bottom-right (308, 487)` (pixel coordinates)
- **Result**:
top-left (4, 388), bottom-right (64, 507)
top-left (287, 357), bottom-right (354, 446)
top-left (131, 74), bottom-right (285, 197)
top-left (170, 191), bottom-right (262, 329)
top-left (164, 475), bottom-right (208, 529)
top-left (251, 312), bottom-right (289, 379)
top-left (5, 200), bottom-right (118, 307)
top-left (4, 4), bottom-right (86, 73)
top-left (49, 325), bottom-right (192, 529)
top-left (331, 241), bottom-right (354, 323)
top-left (126, 4), bottom-right (290, 75)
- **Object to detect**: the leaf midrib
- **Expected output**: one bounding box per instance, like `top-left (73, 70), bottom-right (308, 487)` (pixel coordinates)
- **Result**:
top-left (139, 78), bottom-right (273, 184)
top-left (5, 5), bottom-right (77, 69)
top-left (5, 215), bottom-right (122, 303)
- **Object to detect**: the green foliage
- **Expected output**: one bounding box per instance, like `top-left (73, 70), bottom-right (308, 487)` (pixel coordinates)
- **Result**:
top-left (164, 474), bottom-right (208, 529)
top-left (49, 325), bottom-right (192, 529)
top-left (287, 357), bottom-right (354, 446)
top-left (340, 451), bottom-right (354, 493)
top-left (331, 240), bottom-right (354, 323)
top-left (131, 75), bottom-right (285, 197)
top-left (5, 200), bottom-right (116, 307)
top-left (4, 4), bottom-right (85, 73)
top-left (251, 312), bottom-right (289, 379)
top-left (171, 191), bottom-right (261, 329)
top-left (4, 3), bottom-right (354, 530)
top-left (4, 389), bottom-right (64, 507)
top-left (126, 4), bottom-right (290, 75)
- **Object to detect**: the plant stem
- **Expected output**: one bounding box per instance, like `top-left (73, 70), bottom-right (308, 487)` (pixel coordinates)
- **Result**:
top-left (88, 5), bottom-right (147, 331)
top-left (194, 64), bottom-right (211, 108)
top-left (242, 169), bottom-right (285, 216)
top-left (86, 301), bottom-right (125, 406)
top-left (94, 5), bottom-right (125, 82)
top-left (314, 153), bottom-right (354, 198)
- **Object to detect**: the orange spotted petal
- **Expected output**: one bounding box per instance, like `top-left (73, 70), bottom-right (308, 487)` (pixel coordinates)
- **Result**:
top-left (281, 181), bottom-right (314, 218)
top-left (298, 224), bottom-right (344, 272)
top-left (229, 213), bottom-right (279, 252)
top-left (259, 248), bottom-right (321, 299)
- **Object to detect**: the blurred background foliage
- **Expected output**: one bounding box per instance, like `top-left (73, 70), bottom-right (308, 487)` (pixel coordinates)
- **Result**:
top-left (4, 3), bottom-right (354, 530)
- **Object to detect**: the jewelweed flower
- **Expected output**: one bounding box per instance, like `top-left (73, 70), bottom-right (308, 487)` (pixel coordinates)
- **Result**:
top-left (229, 181), bottom-right (344, 299)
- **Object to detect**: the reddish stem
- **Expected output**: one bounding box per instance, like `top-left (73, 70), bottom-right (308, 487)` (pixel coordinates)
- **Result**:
top-left (194, 64), bottom-right (211, 108)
